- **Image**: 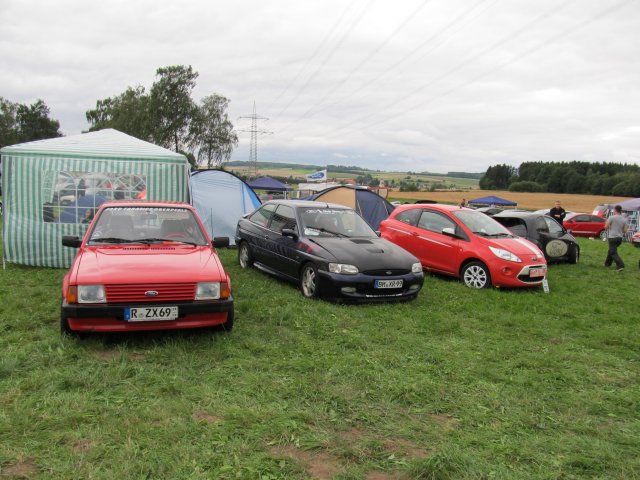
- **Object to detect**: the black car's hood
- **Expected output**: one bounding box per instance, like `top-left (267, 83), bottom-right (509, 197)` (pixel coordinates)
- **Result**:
top-left (308, 236), bottom-right (418, 270)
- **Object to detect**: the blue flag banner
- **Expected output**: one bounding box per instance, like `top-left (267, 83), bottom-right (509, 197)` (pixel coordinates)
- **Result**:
top-left (306, 169), bottom-right (327, 182)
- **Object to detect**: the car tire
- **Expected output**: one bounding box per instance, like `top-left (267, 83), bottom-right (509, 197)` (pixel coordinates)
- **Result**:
top-left (599, 230), bottom-right (607, 241)
top-left (461, 261), bottom-right (491, 289)
top-left (238, 242), bottom-right (254, 269)
top-left (569, 245), bottom-right (580, 264)
top-left (300, 263), bottom-right (320, 298)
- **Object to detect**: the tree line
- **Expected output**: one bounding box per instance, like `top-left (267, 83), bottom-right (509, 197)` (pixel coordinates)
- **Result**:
top-left (480, 161), bottom-right (640, 197)
top-left (85, 65), bottom-right (237, 168)
top-left (0, 97), bottom-right (63, 149)
top-left (1, 65), bottom-right (238, 168)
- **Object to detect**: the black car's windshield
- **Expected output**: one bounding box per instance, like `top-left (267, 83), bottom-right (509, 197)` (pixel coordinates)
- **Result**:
top-left (453, 210), bottom-right (513, 237)
top-left (88, 206), bottom-right (208, 245)
top-left (300, 207), bottom-right (377, 238)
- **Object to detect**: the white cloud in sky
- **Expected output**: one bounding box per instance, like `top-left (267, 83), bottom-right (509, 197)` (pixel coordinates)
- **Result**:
top-left (1, 0), bottom-right (639, 173)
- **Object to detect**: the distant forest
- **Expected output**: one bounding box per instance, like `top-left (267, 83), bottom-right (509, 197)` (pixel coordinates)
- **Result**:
top-left (480, 161), bottom-right (640, 197)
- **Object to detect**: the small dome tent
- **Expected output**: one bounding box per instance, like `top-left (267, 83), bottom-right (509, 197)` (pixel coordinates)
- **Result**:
top-left (190, 169), bottom-right (261, 245)
top-left (306, 185), bottom-right (395, 230)
top-left (1, 129), bottom-right (190, 267)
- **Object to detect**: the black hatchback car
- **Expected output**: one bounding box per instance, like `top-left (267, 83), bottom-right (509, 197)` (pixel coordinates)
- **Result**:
top-left (492, 211), bottom-right (579, 263)
top-left (235, 200), bottom-right (424, 302)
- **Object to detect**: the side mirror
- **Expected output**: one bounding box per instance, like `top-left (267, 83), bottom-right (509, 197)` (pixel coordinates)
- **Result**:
top-left (212, 237), bottom-right (230, 248)
top-left (281, 228), bottom-right (298, 240)
top-left (375, 230), bottom-right (381, 237)
top-left (442, 227), bottom-right (457, 238)
top-left (62, 235), bottom-right (81, 248)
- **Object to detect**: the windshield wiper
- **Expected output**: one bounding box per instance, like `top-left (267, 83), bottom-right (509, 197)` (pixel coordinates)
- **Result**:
top-left (472, 231), bottom-right (488, 237)
top-left (90, 237), bottom-right (130, 244)
top-left (318, 228), bottom-right (347, 237)
top-left (485, 233), bottom-right (513, 238)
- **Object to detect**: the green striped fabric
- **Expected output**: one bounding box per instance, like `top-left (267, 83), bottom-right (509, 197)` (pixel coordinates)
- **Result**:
top-left (1, 130), bottom-right (189, 268)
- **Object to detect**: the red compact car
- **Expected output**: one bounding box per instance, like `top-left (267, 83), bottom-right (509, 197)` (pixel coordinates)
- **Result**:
top-left (380, 204), bottom-right (547, 289)
top-left (563, 213), bottom-right (607, 240)
top-left (60, 201), bottom-right (234, 335)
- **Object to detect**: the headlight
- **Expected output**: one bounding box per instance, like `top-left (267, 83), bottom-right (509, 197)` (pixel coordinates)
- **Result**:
top-left (489, 246), bottom-right (522, 263)
top-left (411, 262), bottom-right (423, 273)
top-left (196, 282), bottom-right (221, 300)
top-left (328, 263), bottom-right (359, 275)
top-left (77, 285), bottom-right (106, 304)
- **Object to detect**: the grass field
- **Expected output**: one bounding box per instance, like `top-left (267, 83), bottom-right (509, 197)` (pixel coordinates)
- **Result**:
top-left (390, 191), bottom-right (630, 213)
top-left (1, 234), bottom-right (639, 478)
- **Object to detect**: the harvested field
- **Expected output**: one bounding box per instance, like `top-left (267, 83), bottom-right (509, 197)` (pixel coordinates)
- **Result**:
top-left (390, 190), bottom-right (630, 212)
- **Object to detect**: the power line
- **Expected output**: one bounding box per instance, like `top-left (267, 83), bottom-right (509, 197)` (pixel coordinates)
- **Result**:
top-left (272, 0), bottom-right (377, 122)
top-left (266, 0), bottom-right (358, 111)
top-left (291, 0), bottom-right (435, 123)
top-left (322, 0), bottom-right (580, 138)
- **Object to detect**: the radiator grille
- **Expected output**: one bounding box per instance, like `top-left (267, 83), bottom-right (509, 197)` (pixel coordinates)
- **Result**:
top-left (105, 283), bottom-right (197, 303)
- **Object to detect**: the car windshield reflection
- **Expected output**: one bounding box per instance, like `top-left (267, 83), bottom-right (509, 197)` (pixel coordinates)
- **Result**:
top-left (300, 208), bottom-right (377, 238)
top-left (453, 210), bottom-right (513, 237)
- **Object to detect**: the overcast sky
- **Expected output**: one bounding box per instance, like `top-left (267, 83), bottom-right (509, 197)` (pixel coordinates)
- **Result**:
top-left (1, 0), bottom-right (639, 173)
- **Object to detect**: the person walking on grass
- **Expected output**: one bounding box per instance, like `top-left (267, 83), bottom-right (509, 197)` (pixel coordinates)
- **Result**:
top-left (604, 205), bottom-right (628, 272)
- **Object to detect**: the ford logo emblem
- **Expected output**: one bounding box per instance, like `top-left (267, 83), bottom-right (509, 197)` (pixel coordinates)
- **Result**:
top-left (386, 271), bottom-right (393, 275)
top-left (145, 291), bottom-right (159, 297)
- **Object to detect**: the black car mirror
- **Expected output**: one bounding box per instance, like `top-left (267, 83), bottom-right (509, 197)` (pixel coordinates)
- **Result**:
top-left (62, 235), bottom-right (81, 248)
top-left (212, 237), bottom-right (230, 248)
top-left (282, 228), bottom-right (298, 240)
top-left (442, 227), bottom-right (457, 238)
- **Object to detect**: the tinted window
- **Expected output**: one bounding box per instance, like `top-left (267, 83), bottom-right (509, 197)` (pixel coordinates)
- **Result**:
top-left (270, 205), bottom-right (297, 233)
top-left (394, 208), bottom-right (421, 226)
top-left (249, 204), bottom-right (276, 227)
top-left (591, 216), bottom-right (605, 223)
top-left (535, 217), bottom-right (549, 232)
top-left (417, 211), bottom-right (456, 234)
top-left (573, 215), bottom-right (590, 222)
top-left (493, 217), bottom-right (528, 237)
top-left (544, 216), bottom-right (564, 234)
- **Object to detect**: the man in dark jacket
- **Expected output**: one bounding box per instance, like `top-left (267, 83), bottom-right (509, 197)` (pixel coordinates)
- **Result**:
top-left (549, 200), bottom-right (566, 224)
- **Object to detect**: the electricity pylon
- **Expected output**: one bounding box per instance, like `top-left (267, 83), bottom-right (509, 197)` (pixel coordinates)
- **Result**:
top-left (238, 101), bottom-right (272, 177)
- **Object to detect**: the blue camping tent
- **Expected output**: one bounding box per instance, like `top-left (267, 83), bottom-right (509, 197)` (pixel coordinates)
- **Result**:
top-left (190, 170), bottom-right (261, 245)
top-left (306, 185), bottom-right (395, 230)
top-left (468, 195), bottom-right (517, 207)
top-left (248, 176), bottom-right (293, 192)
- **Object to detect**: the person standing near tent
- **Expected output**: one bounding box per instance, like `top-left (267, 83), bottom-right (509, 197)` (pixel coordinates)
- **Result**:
top-left (604, 205), bottom-right (628, 272)
top-left (549, 200), bottom-right (566, 224)
top-left (459, 198), bottom-right (467, 208)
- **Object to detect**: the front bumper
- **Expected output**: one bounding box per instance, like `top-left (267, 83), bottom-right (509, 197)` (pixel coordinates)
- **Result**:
top-left (61, 297), bottom-right (234, 332)
top-left (317, 270), bottom-right (424, 303)
top-left (490, 263), bottom-right (547, 288)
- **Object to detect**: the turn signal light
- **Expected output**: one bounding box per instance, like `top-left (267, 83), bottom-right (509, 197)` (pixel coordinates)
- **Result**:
top-left (66, 286), bottom-right (78, 304)
top-left (220, 282), bottom-right (231, 300)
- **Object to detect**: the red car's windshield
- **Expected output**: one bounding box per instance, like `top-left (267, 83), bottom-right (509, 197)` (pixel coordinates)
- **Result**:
top-left (88, 206), bottom-right (208, 245)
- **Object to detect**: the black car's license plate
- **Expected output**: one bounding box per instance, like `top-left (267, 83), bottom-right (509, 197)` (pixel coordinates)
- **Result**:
top-left (125, 306), bottom-right (178, 322)
top-left (374, 279), bottom-right (403, 289)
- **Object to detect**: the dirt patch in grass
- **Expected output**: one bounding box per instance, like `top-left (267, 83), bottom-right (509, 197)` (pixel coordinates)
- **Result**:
top-left (92, 350), bottom-right (119, 361)
top-left (430, 413), bottom-right (460, 432)
top-left (72, 439), bottom-right (93, 453)
top-left (128, 352), bottom-right (146, 361)
top-left (1, 460), bottom-right (39, 478)
top-left (194, 412), bottom-right (223, 424)
top-left (270, 445), bottom-right (341, 480)
top-left (383, 438), bottom-right (434, 459)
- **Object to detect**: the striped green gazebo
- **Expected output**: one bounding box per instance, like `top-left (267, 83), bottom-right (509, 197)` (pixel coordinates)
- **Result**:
top-left (1, 129), bottom-right (190, 267)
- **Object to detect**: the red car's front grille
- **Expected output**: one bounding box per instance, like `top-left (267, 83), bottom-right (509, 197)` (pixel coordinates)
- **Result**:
top-left (105, 283), bottom-right (197, 303)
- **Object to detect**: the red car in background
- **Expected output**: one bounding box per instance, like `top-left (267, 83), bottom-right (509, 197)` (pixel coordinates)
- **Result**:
top-left (380, 204), bottom-right (547, 289)
top-left (563, 213), bottom-right (607, 240)
top-left (60, 201), bottom-right (234, 335)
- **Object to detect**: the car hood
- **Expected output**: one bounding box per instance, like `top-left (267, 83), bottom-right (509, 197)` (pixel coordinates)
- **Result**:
top-left (73, 245), bottom-right (225, 284)
top-left (308, 236), bottom-right (419, 269)
top-left (475, 235), bottom-right (545, 262)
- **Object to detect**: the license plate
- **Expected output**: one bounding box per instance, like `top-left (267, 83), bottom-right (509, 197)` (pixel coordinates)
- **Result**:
top-left (125, 306), bottom-right (178, 322)
top-left (529, 268), bottom-right (545, 278)
top-left (374, 279), bottom-right (403, 289)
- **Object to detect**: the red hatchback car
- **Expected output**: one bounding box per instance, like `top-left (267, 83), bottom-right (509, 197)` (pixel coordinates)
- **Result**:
top-left (563, 213), bottom-right (607, 240)
top-left (380, 204), bottom-right (547, 288)
top-left (60, 201), bottom-right (234, 335)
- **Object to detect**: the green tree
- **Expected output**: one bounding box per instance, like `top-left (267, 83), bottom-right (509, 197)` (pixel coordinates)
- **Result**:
top-left (0, 97), bottom-right (19, 149)
top-left (149, 65), bottom-right (198, 151)
top-left (479, 164), bottom-right (516, 190)
top-left (188, 94), bottom-right (238, 168)
top-left (15, 99), bottom-right (62, 142)
top-left (86, 86), bottom-right (152, 141)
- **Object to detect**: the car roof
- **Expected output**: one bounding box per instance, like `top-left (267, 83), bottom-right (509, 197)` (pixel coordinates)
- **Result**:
top-left (393, 203), bottom-right (469, 213)
top-left (261, 199), bottom-right (351, 210)
top-left (98, 200), bottom-right (193, 209)
top-left (492, 211), bottom-right (541, 219)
